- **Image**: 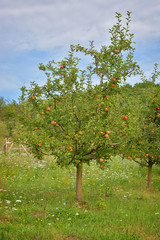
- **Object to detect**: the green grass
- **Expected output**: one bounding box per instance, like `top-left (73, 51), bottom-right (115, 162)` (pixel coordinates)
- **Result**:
top-left (0, 153), bottom-right (160, 240)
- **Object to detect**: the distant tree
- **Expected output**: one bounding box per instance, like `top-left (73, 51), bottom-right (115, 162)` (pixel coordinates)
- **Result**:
top-left (110, 65), bottom-right (160, 189)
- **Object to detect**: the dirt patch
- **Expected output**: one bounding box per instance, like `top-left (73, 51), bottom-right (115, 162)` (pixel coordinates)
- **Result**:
top-left (31, 211), bottom-right (46, 219)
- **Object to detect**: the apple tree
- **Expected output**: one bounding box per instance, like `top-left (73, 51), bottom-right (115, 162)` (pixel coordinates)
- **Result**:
top-left (110, 65), bottom-right (160, 189)
top-left (19, 12), bottom-right (140, 201)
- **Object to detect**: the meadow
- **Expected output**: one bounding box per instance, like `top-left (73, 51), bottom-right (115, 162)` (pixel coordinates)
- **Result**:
top-left (0, 152), bottom-right (160, 240)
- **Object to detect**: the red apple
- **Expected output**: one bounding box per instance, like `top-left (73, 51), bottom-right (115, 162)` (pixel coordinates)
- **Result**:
top-left (69, 146), bottom-right (73, 152)
top-left (52, 136), bottom-right (55, 140)
top-left (106, 131), bottom-right (110, 134)
top-left (60, 65), bottom-right (64, 68)
top-left (148, 118), bottom-right (151, 120)
top-left (99, 158), bottom-right (104, 163)
top-left (146, 153), bottom-right (149, 156)
top-left (105, 95), bottom-right (110, 99)
top-left (100, 165), bottom-right (104, 169)
top-left (112, 78), bottom-right (116, 81)
top-left (104, 107), bottom-right (108, 111)
top-left (151, 130), bottom-right (154, 133)
top-left (124, 116), bottom-right (128, 120)
top-left (105, 134), bottom-right (109, 138)
top-left (46, 107), bottom-right (51, 111)
top-left (51, 121), bottom-right (56, 125)
top-left (156, 107), bottom-right (160, 110)
top-left (34, 127), bottom-right (38, 130)
top-left (111, 84), bottom-right (115, 87)
top-left (127, 156), bottom-right (131, 159)
top-left (87, 113), bottom-right (89, 116)
top-left (38, 143), bottom-right (41, 147)
top-left (115, 49), bottom-right (119, 53)
top-left (31, 96), bottom-right (35, 99)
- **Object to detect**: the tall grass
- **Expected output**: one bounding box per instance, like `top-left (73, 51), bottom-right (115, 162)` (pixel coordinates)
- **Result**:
top-left (0, 153), bottom-right (160, 240)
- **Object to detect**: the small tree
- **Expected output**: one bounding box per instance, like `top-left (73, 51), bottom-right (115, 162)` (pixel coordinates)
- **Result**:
top-left (19, 12), bottom-right (140, 201)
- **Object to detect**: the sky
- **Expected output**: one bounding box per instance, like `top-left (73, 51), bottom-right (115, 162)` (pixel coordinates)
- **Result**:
top-left (0, 0), bottom-right (160, 102)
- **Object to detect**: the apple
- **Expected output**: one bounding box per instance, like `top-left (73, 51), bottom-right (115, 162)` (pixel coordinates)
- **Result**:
top-left (158, 155), bottom-right (160, 158)
top-left (104, 107), bottom-right (109, 111)
top-left (57, 100), bottom-right (60, 103)
top-left (52, 136), bottom-right (55, 140)
top-left (106, 131), bottom-right (110, 134)
top-left (99, 158), bottom-right (104, 163)
top-left (124, 116), bottom-right (128, 120)
top-left (38, 143), bottom-right (41, 147)
top-left (98, 103), bottom-right (101, 106)
top-left (34, 127), bottom-right (38, 130)
top-left (56, 124), bottom-right (59, 127)
top-left (31, 96), bottom-right (35, 99)
top-left (151, 130), bottom-right (154, 133)
top-left (46, 107), bottom-right (51, 111)
top-left (100, 165), bottom-right (104, 169)
top-left (148, 118), bottom-right (151, 120)
top-left (69, 146), bottom-right (73, 152)
top-left (60, 65), bottom-right (64, 68)
top-left (156, 107), bottom-right (160, 110)
top-left (40, 111), bottom-right (45, 115)
top-left (51, 121), bottom-right (56, 125)
top-left (105, 95), bottom-right (110, 99)
top-left (87, 113), bottom-right (89, 116)
top-left (66, 135), bottom-right (69, 139)
top-left (51, 148), bottom-right (54, 151)
top-left (127, 156), bottom-right (131, 159)
top-left (115, 49), bottom-right (119, 53)
top-left (105, 134), bottom-right (109, 138)
top-left (146, 153), bottom-right (149, 156)
top-left (111, 84), bottom-right (115, 87)
top-left (112, 78), bottom-right (116, 81)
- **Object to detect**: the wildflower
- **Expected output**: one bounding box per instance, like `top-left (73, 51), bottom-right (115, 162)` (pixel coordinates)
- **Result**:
top-left (6, 200), bottom-right (11, 204)
top-left (68, 218), bottom-right (71, 221)
top-left (63, 202), bottom-right (66, 205)
top-left (36, 237), bottom-right (40, 239)
top-left (48, 223), bottom-right (51, 225)
top-left (12, 207), bottom-right (17, 211)
top-left (16, 200), bottom-right (22, 203)
top-left (155, 212), bottom-right (159, 215)
top-left (75, 213), bottom-right (79, 216)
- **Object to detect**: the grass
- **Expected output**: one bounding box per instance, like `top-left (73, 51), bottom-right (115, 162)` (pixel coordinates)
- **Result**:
top-left (0, 153), bottom-right (160, 240)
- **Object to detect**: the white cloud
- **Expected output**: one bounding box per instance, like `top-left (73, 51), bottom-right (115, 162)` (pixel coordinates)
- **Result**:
top-left (0, 0), bottom-right (159, 51)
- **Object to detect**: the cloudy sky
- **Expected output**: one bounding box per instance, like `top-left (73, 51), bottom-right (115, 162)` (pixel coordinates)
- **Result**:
top-left (0, 0), bottom-right (160, 102)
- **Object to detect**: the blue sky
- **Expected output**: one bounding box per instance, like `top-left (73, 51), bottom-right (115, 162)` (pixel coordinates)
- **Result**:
top-left (0, 0), bottom-right (160, 102)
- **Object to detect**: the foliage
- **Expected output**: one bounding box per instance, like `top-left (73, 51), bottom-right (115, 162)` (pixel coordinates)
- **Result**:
top-left (18, 12), bottom-right (140, 167)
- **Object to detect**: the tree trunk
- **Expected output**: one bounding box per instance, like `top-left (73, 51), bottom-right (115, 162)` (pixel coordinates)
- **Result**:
top-left (76, 160), bottom-right (83, 202)
top-left (147, 165), bottom-right (152, 189)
